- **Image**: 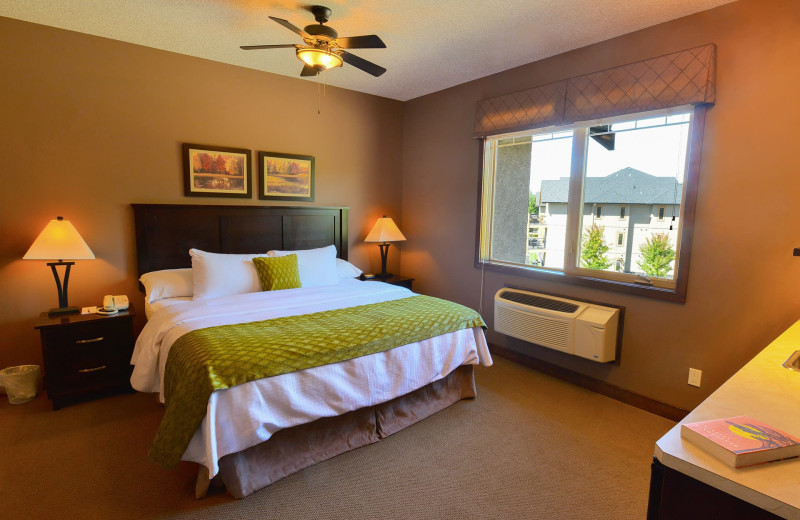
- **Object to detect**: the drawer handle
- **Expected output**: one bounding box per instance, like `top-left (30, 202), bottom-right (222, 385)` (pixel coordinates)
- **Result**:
top-left (75, 337), bottom-right (104, 344)
top-left (78, 365), bottom-right (107, 374)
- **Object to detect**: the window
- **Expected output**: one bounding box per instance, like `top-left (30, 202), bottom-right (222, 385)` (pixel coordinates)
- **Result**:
top-left (478, 106), bottom-right (702, 301)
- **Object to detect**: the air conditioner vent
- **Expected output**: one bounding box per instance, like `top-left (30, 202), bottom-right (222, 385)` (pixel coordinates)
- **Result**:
top-left (498, 290), bottom-right (579, 314)
top-left (494, 288), bottom-right (620, 362)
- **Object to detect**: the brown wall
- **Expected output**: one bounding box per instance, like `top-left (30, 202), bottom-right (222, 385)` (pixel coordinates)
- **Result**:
top-left (402, 0), bottom-right (800, 411)
top-left (0, 17), bottom-right (404, 368)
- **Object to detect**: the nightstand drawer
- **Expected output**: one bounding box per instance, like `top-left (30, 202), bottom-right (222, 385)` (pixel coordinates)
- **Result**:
top-left (45, 339), bottom-right (129, 390)
top-left (41, 320), bottom-right (126, 350)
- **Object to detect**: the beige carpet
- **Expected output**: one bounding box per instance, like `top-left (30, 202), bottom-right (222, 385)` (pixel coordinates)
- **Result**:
top-left (0, 357), bottom-right (674, 519)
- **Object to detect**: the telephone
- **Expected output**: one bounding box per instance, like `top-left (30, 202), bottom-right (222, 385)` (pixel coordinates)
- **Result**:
top-left (102, 295), bottom-right (129, 311)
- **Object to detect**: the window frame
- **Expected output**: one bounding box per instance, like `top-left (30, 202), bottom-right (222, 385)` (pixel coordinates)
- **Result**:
top-left (474, 105), bottom-right (706, 303)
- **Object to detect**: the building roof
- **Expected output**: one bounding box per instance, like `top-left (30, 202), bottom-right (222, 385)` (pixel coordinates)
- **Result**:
top-left (539, 167), bottom-right (682, 204)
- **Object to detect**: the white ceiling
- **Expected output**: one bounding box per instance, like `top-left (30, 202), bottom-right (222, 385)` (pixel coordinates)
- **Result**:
top-left (1, 0), bottom-right (736, 101)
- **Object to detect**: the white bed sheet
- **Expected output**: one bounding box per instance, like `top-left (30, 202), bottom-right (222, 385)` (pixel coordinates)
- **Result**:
top-left (131, 280), bottom-right (492, 477)
top-left (144, 296), bottom-right (192, 320)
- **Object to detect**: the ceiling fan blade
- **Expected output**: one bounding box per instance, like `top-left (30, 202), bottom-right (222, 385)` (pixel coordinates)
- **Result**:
top-left (339, 51), bottom-right (387, 77)
top-left (269, 16), bottom-right (311, 40)
top-left (334, 35), bottom-right (386, 49)
top-left (240, 44), bottom-right (299, 50)
top-left (300, 64), bottom-right (318, 77)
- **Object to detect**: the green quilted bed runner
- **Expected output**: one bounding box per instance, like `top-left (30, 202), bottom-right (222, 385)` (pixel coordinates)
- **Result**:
top-left (150, 295), bottom-right (485, 467)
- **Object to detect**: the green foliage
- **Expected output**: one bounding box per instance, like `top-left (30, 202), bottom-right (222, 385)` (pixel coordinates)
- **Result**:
top-left (580, 224), bottom-right (612, 270)
top-left (637, 233), bottom-right (676, 277)
top-left (528, 191), bottom-right (539, 215)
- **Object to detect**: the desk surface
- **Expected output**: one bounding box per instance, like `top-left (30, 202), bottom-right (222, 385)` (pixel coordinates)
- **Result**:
top-left (655, 320), bottom-right (800, 519)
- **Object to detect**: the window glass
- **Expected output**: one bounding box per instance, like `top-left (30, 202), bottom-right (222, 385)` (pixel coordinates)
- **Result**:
top-left (577, 112), bottom-right (690, 281)
top-left (479, 107), bottom-right (696, 295)
top-left (484, 131), bottom-right (573, 269)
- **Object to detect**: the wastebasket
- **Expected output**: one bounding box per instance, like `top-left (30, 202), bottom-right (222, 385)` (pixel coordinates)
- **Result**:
top-left (0, 365), bottom-right (41, 404)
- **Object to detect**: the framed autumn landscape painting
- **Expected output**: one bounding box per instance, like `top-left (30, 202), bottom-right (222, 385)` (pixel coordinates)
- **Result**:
top-left (258, 151), bottom-right (315, 202)
top-left (183, 143), bottom-right (252, 198)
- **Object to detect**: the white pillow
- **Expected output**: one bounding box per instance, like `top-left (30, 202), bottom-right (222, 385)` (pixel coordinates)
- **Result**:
top-left (139, 268), bottom-right (194, 303)
top-left (336, 258), bottom-right (362, 279)
top-left (268, 245), bottom-right (338, 288)
top-left (190, 249), bottom-right (264, 300)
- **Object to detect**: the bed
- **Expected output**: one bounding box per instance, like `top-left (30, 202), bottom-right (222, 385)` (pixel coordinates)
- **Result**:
top-left (131, 204), bottom-right (492, 498)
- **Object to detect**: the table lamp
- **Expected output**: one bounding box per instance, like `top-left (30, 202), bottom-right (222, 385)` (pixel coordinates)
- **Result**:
top-left (365, 216), bottom-right (406, 279)
top-left (23, 216), bottom-right (95, 316)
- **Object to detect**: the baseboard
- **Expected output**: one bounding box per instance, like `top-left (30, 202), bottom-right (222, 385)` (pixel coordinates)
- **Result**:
top-left (488, 343), bottom-right (689, 422)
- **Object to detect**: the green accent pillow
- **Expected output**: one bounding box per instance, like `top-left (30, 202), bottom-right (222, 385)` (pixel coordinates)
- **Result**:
top-left (252, 255), bottom-right (302, 291)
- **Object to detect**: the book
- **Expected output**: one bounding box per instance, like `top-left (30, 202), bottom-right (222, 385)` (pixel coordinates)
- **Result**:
top-left (680, 416), bottom-right (800, 468)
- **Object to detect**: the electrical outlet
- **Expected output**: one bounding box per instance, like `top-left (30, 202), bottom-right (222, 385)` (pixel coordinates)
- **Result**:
top-left (688, 368), bottom-right (702, 387)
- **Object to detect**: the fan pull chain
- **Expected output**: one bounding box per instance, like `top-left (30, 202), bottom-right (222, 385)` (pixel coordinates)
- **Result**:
top-left (316, 69), bottom-right (329, 115)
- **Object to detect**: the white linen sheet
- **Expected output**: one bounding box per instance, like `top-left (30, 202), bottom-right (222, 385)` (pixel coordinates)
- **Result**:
top-left (131, 280), bottom-right (492, 477)
top-left (144, 296), bottom-right (192, 320)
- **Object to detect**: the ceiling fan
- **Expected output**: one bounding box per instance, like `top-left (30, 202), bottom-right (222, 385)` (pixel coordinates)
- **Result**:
top-left (241, 5), bottom-right (386, 78)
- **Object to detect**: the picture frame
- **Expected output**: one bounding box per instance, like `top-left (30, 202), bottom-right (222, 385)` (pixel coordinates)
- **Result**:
top-left (258, 151), bottom-right (315, 202)
top-left (182, 143), bottom-right (252, 198)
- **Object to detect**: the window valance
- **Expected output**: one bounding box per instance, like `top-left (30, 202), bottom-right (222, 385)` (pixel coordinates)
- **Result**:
top-left (473, 43), bottom-right (716, 138)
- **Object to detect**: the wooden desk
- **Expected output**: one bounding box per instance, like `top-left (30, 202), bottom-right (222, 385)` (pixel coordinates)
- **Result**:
top-left (648, 320), bottom-right (800, 519)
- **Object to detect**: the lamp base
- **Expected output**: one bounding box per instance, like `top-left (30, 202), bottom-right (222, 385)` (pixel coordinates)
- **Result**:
top-left (48, 306), bottom-right (79, 317)
top-left (376, 272), bottom-right (394, 279)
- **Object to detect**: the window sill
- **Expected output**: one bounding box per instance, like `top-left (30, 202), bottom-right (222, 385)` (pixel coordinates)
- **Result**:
top-left (476, 260), bottom-right (686, 303)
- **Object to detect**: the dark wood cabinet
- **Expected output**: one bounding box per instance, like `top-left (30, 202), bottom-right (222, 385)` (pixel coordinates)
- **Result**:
top-left (648, 457), bottom-right (781, 519)
top-left (35, 305), bottom-right (135, 410)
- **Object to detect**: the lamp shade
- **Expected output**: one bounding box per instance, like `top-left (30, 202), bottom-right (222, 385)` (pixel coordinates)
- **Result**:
top-left (365, 217), bottom-right (406, 243)
top-left (297, 48), bottom-right (343, 71)
top-left (23, 217), bottom-right (95, 261)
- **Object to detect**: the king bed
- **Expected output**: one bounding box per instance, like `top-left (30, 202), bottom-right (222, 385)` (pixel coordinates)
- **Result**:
top-left (130, 204), bottom-right (492, 499)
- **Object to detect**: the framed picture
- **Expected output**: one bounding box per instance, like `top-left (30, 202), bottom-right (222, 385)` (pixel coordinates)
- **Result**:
top-left (182, 143), bottom-right (252, 198)
top-left (258, 151), bottom-right (315, 202)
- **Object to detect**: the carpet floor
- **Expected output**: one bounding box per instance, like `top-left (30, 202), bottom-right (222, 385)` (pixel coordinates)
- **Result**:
top-left (0, 357), bottom-right (674, 519)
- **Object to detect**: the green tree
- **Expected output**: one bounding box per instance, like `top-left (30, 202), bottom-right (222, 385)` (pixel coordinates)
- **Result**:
top-left (528, 191), bottom-right (539, 215)
top-left (637, 233), bottom-right (676, 277)
top-left (580, 224), bottom-right (612, 270)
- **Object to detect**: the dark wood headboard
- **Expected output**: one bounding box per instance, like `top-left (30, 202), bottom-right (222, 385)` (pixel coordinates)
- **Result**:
top-left (132, 204), bottom-right (348, 277)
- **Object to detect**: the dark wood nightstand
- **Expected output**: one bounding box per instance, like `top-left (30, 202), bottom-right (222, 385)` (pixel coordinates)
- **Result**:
top-left (361, 274), bottom-right (414, 290)
top-left (34, 305), bottom-right (135, 410)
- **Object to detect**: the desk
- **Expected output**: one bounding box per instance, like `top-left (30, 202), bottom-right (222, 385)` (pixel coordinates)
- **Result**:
top-left (648, 320), bottom-right (800, 519)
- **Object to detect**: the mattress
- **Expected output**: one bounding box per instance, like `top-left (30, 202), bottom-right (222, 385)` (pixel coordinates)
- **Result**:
top-left (132, 281), bottom-right (492, 477)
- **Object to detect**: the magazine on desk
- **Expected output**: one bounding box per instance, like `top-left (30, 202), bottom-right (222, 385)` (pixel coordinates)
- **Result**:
top-left (681, 415), bottom-right (800, 468)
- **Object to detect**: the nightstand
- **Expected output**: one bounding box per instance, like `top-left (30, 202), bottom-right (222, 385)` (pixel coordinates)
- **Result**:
top-left (34, 305), bottom-right (135, 410)
top-left (362, 274), bottom-right (414, 290)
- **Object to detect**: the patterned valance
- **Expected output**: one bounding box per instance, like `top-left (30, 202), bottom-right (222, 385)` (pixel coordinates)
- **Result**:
top-left (473, 44), bottom-right (716, 138)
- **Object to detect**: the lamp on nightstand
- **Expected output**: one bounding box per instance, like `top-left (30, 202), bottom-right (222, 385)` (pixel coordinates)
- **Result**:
top-left (24, 216), bottom-right (95, 316)
top-left (365, 215), bottom-right (406, 279)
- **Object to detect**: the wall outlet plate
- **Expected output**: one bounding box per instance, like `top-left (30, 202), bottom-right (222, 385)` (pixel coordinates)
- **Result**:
top-left (688, 368), bottom-right (702, 387)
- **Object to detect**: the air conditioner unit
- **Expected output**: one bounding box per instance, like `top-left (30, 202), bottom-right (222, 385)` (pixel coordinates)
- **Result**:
top-left (494, 288), bottom-right (619, 362)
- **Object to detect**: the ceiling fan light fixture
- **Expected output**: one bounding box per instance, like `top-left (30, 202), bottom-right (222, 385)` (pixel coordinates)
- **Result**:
top-left (297, 47), bottom-right (342, 71)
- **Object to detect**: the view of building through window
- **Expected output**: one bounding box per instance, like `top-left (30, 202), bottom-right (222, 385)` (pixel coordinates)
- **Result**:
top-left (483, 109), bottom-right (692, 288)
